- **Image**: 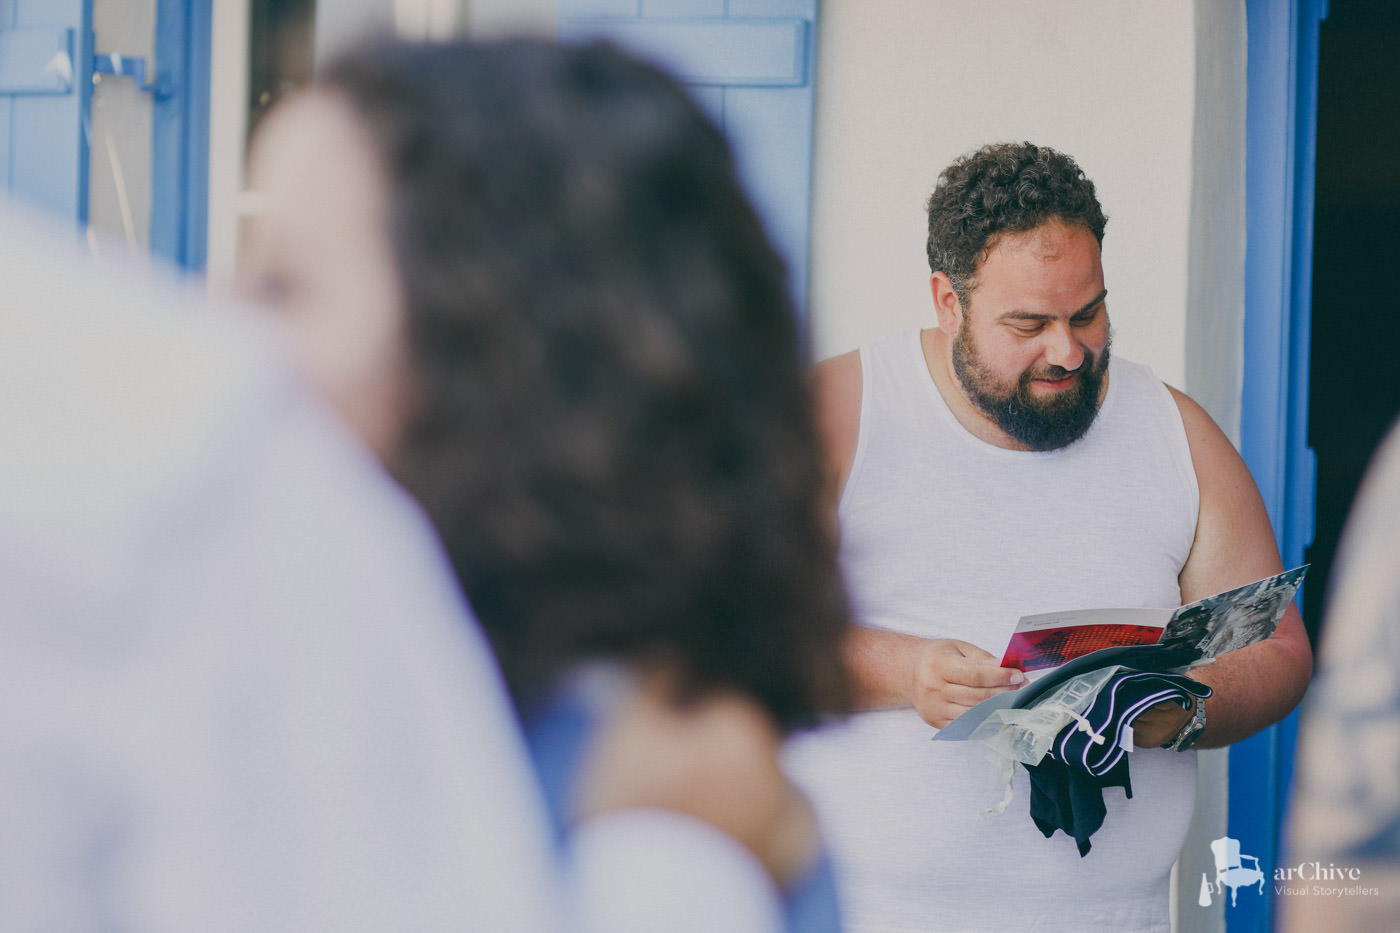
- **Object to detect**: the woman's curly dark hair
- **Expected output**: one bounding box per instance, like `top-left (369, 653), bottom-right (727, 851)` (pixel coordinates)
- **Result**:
top-left (926, 141), bottom-right (1108, 307)
top-left (321, 38), bottom-right (850, 731)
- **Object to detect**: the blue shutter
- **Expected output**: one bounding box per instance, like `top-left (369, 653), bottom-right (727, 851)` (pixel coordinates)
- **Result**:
top-left (4, 0), bottom-right (209, 270)
top-left (150, 0), bottom-right (212, 269)
top-left (1, 0), bottom-right (93, 223)
top-left (559, 0), bottom-right (819, 316)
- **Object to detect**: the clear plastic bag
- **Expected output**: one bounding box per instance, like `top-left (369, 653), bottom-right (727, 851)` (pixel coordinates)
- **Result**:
top-left (970, 665), bottom-right (1124, 814)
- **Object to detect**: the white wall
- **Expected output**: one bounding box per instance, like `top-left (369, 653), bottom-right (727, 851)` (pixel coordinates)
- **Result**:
top-left (314, 0), bottom-right (393, 60)
top-left (462, 0), bottom-right (556, 35)
top-left (1172, 5), bottom-right (1247, 931)
top-left (1186, 0), bottom-right (1247, 442)
top-left (808, 1), bottom-right (1196, 395)
top-left (205, 0), bottom-right (249, 293)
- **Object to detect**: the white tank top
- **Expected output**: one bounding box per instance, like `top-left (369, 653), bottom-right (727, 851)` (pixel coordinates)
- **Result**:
top-left (787, 330), bottom-right (1200, 933)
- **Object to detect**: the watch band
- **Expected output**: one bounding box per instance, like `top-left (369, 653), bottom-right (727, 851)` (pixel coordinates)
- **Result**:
top-left (1164, 695), bottom-right (1206, 751)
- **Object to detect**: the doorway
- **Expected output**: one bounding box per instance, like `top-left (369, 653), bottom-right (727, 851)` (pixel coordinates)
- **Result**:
top-left (1302, 0), bottom-right (1400, 640)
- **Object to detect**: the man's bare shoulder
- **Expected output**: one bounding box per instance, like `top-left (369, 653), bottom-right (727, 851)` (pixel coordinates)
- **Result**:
top-left (809, 351), bottom-right (863, 495)
top-left (1163, 383), bottom-right (1213, 429)
top-left (811, 351), bottom-right (862, 421)
top-left (1163, 383), bottom-right (1291, 593)
top-left (1163, 385), bottom-right (1247, 484)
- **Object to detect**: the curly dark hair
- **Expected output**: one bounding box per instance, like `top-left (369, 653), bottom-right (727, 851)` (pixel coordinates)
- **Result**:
top-left (925, 142), bottom-right (1107, 307)
top-left (320, 38), bottom-right (850, 731)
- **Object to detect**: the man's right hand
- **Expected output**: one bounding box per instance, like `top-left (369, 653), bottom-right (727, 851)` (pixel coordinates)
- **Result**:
top-left (841, 627), bottom-right (1027, 726)
top-left (907, 639), bottom-right (1026, 728)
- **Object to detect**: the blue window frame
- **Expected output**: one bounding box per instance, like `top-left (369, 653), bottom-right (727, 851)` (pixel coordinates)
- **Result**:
top-left (1, 0), bottom-right (94, 222)
top-left (151, 0), bottom-right (212, 270)
top-left (559, 0), bottom-right (819, 318)
top-left (2, 0), bottom-right (210, 271)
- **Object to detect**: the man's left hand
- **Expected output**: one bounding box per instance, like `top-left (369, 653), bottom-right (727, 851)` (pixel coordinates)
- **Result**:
top-left (1132, 698), bottom-right (1195, 748)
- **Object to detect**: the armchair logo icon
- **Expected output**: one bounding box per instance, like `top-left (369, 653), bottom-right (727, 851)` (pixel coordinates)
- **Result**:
top-left (1200, 835), bottom-right (1266, 907)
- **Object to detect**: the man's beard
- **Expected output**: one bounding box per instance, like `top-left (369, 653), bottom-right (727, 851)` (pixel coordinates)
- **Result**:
top-left (951, 325), bottom-right (1111, 451)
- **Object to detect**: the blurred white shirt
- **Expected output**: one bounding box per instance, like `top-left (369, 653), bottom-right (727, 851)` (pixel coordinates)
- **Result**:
top-left (0, 207), bottom-right (561, 932)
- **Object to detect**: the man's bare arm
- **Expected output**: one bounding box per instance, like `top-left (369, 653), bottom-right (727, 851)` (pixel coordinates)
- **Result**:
top-left (808, 350), bottom-right (863, 514)
top-left (1135, 387), bottom-right (1313, 748)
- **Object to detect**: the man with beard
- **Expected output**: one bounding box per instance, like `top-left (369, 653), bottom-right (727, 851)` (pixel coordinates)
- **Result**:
top-left (785, 142), bottom-right (1312, 932)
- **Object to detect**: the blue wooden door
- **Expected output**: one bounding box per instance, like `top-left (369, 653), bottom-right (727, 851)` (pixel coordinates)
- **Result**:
top-left (149, 0), bottom-right (211, 269)
top-left (1, 0), bottom-right (93, 222)
top-left (559, 0), bottom-right (819, 316)
top-left (1235, 0), bottom-right (1326, 930)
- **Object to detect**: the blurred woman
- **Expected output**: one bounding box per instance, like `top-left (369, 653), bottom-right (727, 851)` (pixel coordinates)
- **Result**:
top-left (238, 38), bottom-right (850, 932)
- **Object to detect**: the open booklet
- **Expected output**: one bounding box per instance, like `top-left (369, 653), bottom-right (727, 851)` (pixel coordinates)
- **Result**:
top-left (934, 565), bottom-right (1307, 741)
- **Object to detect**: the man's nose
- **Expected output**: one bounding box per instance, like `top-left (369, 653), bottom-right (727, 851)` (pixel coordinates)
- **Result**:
top-left (1043, 323), bottom-right (1085, 372)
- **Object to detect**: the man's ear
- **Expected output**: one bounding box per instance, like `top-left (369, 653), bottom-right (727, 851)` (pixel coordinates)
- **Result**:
top-left (929, 272), bottom-right (965, 334)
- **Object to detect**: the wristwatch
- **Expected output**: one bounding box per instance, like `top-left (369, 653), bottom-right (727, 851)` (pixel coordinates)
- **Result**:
top-left (1163, 696), bottom-right (1206, 751)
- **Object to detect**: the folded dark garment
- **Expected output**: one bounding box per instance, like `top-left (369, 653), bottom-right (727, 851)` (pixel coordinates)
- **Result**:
top-left (1024, 669), bottom-right (1211, 856)
top-left (1026, 756), bottom-right (1132, 856)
